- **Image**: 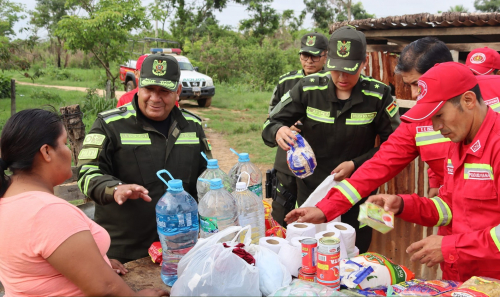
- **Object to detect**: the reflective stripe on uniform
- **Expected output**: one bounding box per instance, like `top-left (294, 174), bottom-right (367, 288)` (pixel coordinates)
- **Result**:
top-left (79, 165), bottom-right (98, 174)
top-left (120, 133), bottom-right (151, 145)
top-left (263, 119), bottom-right (270, 130)
top-left (104, 105), bottom-right (136, 124)
top-left (279, 72), bottom-right (304, 84)
top-left (175, 132), bottom-right (199, 145)
top-left (335, 180), bottom-right (362, 205)
top-left (303, 85), bottom-right (328, 92)
top-left (415, 130), bottom-right (451, 146)
top-left (306, 106), bottom-right (335, 124)
top-left (490, 102), bottom-right (500, 113)
top-left (490, 225), bottom-right (500, 252)
top-left (78, 165), bottom-right (99, 192)
top-left (361, 89), bottom-right (383, 99)
top-left (430, 197), bottom-right (452, 227)
top-left (464, 163), bottom-right (494, 180)
top-left (183, 115), bottom-right (201, 125)
top-left (82, 173), bottom-right (103, 196)
top-left (447, 159), bottom-right (454, 175)
top-left (346, 112), bottom-right (376, 125)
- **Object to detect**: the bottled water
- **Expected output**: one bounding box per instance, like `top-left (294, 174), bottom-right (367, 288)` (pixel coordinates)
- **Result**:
top-left (232, 177), bottom-right (265, 244)
top-left (155, 170), bottom-right (199, 287)
top-left (198, 178), bottom-right (239, 241)
top-left (228, 148), bottom-right (263, 199)
top-left (197, 152), bottom-right (234, 200)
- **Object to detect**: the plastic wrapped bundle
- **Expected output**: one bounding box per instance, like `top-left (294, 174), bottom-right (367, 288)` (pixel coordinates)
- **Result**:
top-left (286, 133), bottom-right (317, 179)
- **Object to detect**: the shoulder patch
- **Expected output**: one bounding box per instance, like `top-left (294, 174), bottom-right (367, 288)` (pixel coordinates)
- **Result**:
top-left (83, 134), bottom-right (106, 146)
top-left (98, 106), bottom-right (128, 118)
top-left (280, 70), bottom-right (298, 79)
top-left (278, 70), bottom-right (304, 84)
top-left (302, 72), bottom-right (330, 92)
top-left (181, 108), bottom-right (202, 123)
top-left (360, 75), bottom-right (388, 100)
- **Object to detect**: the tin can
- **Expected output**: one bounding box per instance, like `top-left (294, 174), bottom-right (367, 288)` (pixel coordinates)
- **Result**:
top-left (298, 268), bottom-right (316, 282)
top-left (301, 238), bottom-right (317, 274)
top-left (316, 237), bottom-right (341, 289)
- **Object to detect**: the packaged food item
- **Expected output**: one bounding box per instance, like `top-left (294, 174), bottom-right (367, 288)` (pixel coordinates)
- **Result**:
top-left (148, 241), bottom-right (162, 264)
top-left (387, 279), bottom-right (424, 295)
top-left (358, 202), bottom-right (394, 234)
top-left (286, 133), bottom-right (317, 179)
top-left (301, 238), bottom-right (318, 274)
top-left (263, 200), bottom-right (280, 231)
top-left (450, 276), bottom-right (500, 297)
top-left (346, 286), bottom-right (388, 296)
top-left (266, 225), bottom-right (287, 238)
top-left (340, 253), bottom-right (415, 289)
top-left (393, 280), bottom-right (461, 296)
top-left (269, 279), bottom-right (349, 296)
top-left (317, 237), bottom-right (342, 289)
top-left (298, 268), bottom-right (316, 282)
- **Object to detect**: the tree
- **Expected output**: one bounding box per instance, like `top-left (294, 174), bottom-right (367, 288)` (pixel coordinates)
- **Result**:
top-left (238, 0), bottom-right (280, 46)
top-left (281, 9), bottom-right (306, 34)
top-left (303, 0), bottom-right (335, 32)
top-left (329, 0), bottom-right (352, 22)
top-left (58, 0), bottom-right (150, 99)
top-left (336, 1), bottom-right (375, 22)
top-left (30, 0), bottom-right (75, 68)
top-left (474, 0), bottom-right (500, 12)
top-left (448, 4), bottom-right (469, 12)
top-left (149, 0), bottom-right (175, 39)
top-left (0, 0), bottom-right (25, 37)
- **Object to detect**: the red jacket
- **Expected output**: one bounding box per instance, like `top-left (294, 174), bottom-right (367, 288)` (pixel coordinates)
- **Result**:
top-left (316, 75), bottom-right (500, 222)
top-left (117, 88), bottom-right (180, 108)
top-left (399, 108), bottom-right (500, 281)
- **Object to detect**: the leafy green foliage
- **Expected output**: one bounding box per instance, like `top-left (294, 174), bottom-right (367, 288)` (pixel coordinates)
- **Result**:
top-left (448, 4), bottom-right (469, 12)
top-left (0, 73), bottom-right (11, 98)
top-left (474, 0), bottom-right (500, 12)
top-left (81, 88), bottom-right (117, 117)
top-left (36, 89), bottom-right (63, 104)
top-left (303, 0), bottom-right (336, 31)
top-left (239, 0), bottom-right (280, 45)
top-left (0, 0), bottom-right (25, 38)
top-left (336, 1), bottom-right (375, 21)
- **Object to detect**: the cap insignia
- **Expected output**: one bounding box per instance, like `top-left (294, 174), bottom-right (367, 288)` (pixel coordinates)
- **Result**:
top-left (470, 53), bottom-right (486, 64)
top-left (337, 40), bottom-right (351, 58)
top-left (306, 36), bottom-right (316, 46)
top-left (152, 59), bottom-right (167, 76)
top-left (417, 80), bottom-right (428, 101)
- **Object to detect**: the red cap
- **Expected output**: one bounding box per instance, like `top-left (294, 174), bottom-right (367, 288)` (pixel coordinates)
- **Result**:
top-left (466, 47), bottom-right (500, 75)
top-left (136, 54), bottom-right (148, 71)
top-left (401, 62), bottom-right (478, 123)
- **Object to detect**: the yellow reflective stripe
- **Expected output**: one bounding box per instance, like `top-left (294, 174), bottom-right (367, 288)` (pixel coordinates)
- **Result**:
top-left (306, 106), bottom-right (335, 124)
top-left (346, 112), bottom-right (376, 125)
top-left (263, 119), bottom-right (270, 130)
top-left (464, 163), bottom-right (494, 180)
top-left (279, 72), bottom-right (304, 84)
top-left (360, 75), bottom-right (387, 86)
top-left (103, 105), bottom-right (136, 124)
top-left (335, 180), bottom-right (361, 205)
top-left (83, 173), bottom-right (103, 196)
top-left (361, 89), bottom-right (383, 99)
top-left (78, 167), bottom-right (99, 192)
top-left (120, 133), bottom-right (151, 145)
top-left (79, 165), bottom-right (98, 174)
top-left (490, 226), bottom-right (500, 251)
top-left (346, 118), bottom-right (374, 125)
top-left (184, 116), bottom-right (201, 125)
top-left (305, 72), bottom-right (330, 78)
top-left (415, 131), bottom-right (451, 146)
top-left (430, 197), bottom-right (452, 226)
top-left (303, 85), bottom-right (328, 92)
top-left (491, 102), bottom-right (500, 113)
top-left (175, 138), bottom-right (199, 145)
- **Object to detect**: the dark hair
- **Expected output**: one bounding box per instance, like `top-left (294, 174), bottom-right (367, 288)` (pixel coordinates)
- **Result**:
top-left (396, 37), bottom-right (453, 74)
top-left (0, 108), bottom-right (63, 196)
top-left (448, 84), bottom-right (483, 110)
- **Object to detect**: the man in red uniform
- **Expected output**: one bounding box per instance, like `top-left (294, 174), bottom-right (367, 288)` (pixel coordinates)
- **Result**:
top-left (466, 47), bottom-right (500, 75)
top-left (367, 62), bottom-right (500, 281)
top-left (285, 38), bottom-right (500, 226)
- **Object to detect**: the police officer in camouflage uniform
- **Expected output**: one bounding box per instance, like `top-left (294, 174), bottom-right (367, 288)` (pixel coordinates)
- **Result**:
top-left (78, 54), bottom-right (211, 263)
top-left (262, 26), bottom-right (400, 253)
top-left (269, 32), bottom-right (328, 226)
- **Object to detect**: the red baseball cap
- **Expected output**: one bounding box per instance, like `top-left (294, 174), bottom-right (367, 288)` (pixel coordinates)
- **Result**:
top-left (401, 62), bottom-right (478, 123)
top-left (466, 47), bottom-right (500, 75)
top-left (136, 54), bottom-right (148, 71)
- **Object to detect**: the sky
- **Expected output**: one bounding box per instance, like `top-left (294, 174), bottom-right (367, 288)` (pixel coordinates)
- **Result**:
top-left (13, 0), bottom-right (476, 40)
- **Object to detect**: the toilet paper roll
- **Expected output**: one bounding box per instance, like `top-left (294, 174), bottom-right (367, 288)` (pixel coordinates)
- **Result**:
top-left (327, 222), bottom-right (356, 258)
top-left (278, 243), bottom-right (302, 277)
top-left (258, 237), bottom-right (288, 254)
top-left (290, 236), bottom-right (314, 248)
top-left (315, 230), bottom-right (348, 259)
top-left (348, 246), bottom-right (360, 258)
top-left (286, 222), bottom-right (316, 243)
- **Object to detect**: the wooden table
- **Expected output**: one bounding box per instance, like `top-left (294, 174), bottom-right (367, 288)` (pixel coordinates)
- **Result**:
top-left (122, 257), bottom-right (171, 293)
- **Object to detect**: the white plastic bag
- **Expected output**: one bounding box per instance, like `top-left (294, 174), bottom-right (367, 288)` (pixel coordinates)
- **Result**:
top-left (301, 174), bottom-right (341, 232)
top-left (246, 244), bottom-right (292, 296)
top-left (269, 279), bottom-right (349, 296)
top-left (171, 226), bottom-right (261, 296)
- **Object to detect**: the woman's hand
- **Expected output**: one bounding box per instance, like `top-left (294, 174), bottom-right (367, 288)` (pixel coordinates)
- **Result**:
top-left (110, 259), bottom-right (128, 275)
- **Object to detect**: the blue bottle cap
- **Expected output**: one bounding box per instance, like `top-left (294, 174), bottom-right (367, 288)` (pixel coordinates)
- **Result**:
top-left (167, 179), bottom-right (184, 193)
top-left (207, 159), bottom-right (219, 169)
top-left (238, 153), bottom-right (250, 162)
top-left (209, 178), bottom-right (223, 190)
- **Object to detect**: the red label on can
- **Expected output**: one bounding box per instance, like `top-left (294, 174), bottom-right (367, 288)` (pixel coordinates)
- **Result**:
top-left (298, 268), bottom-right (316, 282)
top-left (316, 252), bottom-right (340, 288)
top-left (301, 239), bottom-right (317, 274)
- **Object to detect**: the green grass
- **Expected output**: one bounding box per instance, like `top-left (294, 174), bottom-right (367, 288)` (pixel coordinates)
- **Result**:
top-left (189, 83), bottom-right (277, 164)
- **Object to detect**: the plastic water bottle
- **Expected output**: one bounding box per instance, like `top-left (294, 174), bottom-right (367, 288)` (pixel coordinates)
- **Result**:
top-left (197, 152), bottom-right (234, 200)
top-left (232, 173), bottom-right (265, 244)
top-left (198, 178), bottom-right (239, 241)
top-left (228, 148), bottom-right (263, 199)
top-left (156, 170), bottom-right (199, 287)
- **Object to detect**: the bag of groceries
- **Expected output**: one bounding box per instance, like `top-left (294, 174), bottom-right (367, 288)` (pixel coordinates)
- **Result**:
top-left (286, 133), bottom-right (317, 179)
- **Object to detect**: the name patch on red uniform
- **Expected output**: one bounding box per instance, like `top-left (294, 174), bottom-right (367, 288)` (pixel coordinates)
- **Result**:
top-left (484, 97), bottom-right (499, 106)
top-left (468, 171), bottom-right (492, 180)
top-left (416, 126), bottom-right (434, 133)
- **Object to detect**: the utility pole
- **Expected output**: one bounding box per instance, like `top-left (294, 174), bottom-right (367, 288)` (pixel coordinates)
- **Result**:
top-left (155, 0), bottom-right (159, 38)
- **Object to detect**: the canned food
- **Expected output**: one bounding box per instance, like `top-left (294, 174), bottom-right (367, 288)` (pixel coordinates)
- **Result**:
top-left (316, 237), bottom-right (341, 289)
top-left (298, 267), bottom-right (316, 282)
top-left (301, 238), bottom-right (317, 274)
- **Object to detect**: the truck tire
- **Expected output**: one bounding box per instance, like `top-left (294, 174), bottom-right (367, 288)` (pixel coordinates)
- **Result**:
top-left (125, 80), bottom-right (135, 92)
top-left (197, 97), bottom-right (212, 108)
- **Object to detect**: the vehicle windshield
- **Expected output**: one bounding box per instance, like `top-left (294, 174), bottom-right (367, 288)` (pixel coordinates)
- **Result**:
top-left (178, 61), bottom-right (194, 71)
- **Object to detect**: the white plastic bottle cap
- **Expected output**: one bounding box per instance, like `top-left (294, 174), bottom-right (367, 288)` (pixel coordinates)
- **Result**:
top-left (235, 182), bottom-right (247, 192)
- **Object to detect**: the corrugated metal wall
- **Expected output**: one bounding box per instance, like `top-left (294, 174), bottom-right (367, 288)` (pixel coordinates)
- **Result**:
top-left (362, 52), bottom-right (442, 279)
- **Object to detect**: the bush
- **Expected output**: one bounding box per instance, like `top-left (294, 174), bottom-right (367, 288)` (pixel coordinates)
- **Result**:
top-left (35, 90), bottom-right (64, 104)
top-left (0, 73), bottom-right (11, 99)
top-left (82, 88), bottom-right (118, 117)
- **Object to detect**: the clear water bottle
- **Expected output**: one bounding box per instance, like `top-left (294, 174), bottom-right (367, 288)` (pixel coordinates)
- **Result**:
top-left (228, 148), bottom-right (263, 199)
top-left (232, 173), bottom-right (265, 244)
top-left (197, 152), bottom-right (234, 200)
top-left (198, 178), bottom-right (239, 241)
top-left (156, 170), bottom-right (199, 287)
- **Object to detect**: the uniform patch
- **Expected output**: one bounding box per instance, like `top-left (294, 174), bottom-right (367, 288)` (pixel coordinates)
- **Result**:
top-left (152, 59), bottom-right (167, 76)
top-left (447, 160), bottom-right (454, 175)
top-left (78, 148), bottom-right (99, 160)
top-left (120, 133), bottom-right (151, 145)
top-left (350, 112), bottom-right (377, 119)
top-left (485, 97), bottom-right (499, 106)
top-left (337, 40), bottom-right (351, 58)
top-left (417, 80), bottom-right (427, 101)
top-left (280, 91), bottom-right (291, 102)
top-left (178, 132), bottom-right (197, 139)
top-left (416, 126), bottom-right (435, 133)
top-left (386, 100), bottom-right (399, 117)
top-left (306, 36), bottom-right (316, 46)
top-left (467, 171), bottom-right (492, 180)
top-left (471, 140), bottom-right (481, 152)
top-left (83, 134), bottom-right (106, 146)
top-left (470, 53), bottom-right (486, 64)
top-left (203, 138), bottom-right (212, 151)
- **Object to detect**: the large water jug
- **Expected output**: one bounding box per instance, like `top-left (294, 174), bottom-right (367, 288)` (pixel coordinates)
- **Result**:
top-left (228, 148), bottom-right (263, 199)
top-left (232, 172), bottom-right (265, 244)
top-left (198, 178), bottom-right (239, 241)
top-left (155, 170), bottom-right (199, 287)
top-left (196, 152), bottom-right (234, 200)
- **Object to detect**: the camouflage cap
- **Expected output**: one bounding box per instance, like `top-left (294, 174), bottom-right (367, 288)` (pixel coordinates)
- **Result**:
top-left (139, 54), bottom-right (180, 91)
top-left (325, 26), bottom-right (367, 75)
top-left (299, 32), bottom-right (328, 56)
